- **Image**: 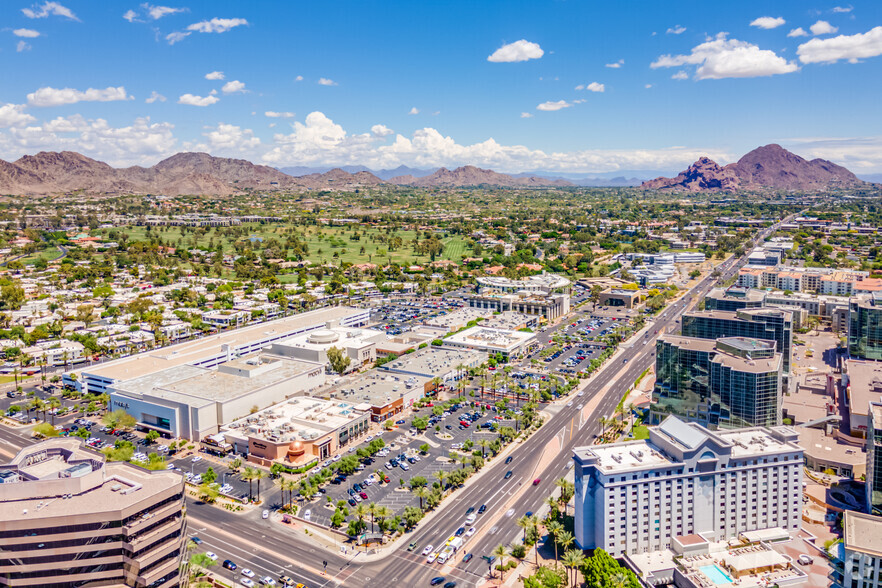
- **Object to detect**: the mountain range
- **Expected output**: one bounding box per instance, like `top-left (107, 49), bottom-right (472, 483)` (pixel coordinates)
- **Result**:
top-left (0, 152), bottom-right (580, 195)
top-left (641, 144), bottom-right (865, 192)
top-left (0, 145), bottom-right (870, 196)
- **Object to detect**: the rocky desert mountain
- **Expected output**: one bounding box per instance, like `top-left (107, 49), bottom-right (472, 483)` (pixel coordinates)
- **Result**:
top-left (0, 152), bottom-right (574, 195)
top-left (0, 151), bottom-right (384, 196)
top-left (389, 165), bottom-right (573, 188)
top-left (642, 144), bottom-right (864, 192)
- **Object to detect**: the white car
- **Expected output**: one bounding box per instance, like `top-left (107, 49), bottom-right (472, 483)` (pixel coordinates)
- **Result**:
top-left (577, 391), bottom-right (584, 397)
top-left (205, 552), bottom-right (218, 561)
top-left (260, 577), bottom-right (276, 586)
top-left (422, 545), bottom-right (434, 556)
top-left (426, 552), bottom-right (438, 564)
top-left (304, 510), bottom-right (311, 521)
top-left (566, 401), bottom-right (573, 407)
top-left (262, 509), bottom-right (269, 519)
top-left (191, 456), bottom-right (202, 462)
top-left (465, 527), bottom-right (476, 537)
top-left (241, 569), bottom-right (255, 578)
top-left (465, 513), bottom-right (476, 525)
top-left (241, 580), bottom-right (254, 587)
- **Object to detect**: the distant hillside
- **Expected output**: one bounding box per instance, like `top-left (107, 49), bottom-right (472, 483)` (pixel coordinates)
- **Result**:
top-left (0, 151), bottom-right (383, 195)
top-left (389, 165), bottom-right (574, 188)
top-left (642, 144), bottom-right (864, 192)
top-left (278, 164), bottom-right (437, 180)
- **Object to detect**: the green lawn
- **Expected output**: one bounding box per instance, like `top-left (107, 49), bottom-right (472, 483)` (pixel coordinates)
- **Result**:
top-left (99, 224), bottom-right (467, 268)
top-left (21, 247), bottom-right (62, 265)
top-left (631, 425), bottom-right (649, 440)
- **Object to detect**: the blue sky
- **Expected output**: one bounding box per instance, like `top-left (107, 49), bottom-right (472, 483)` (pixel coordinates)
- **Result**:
top-left (1, 0), bottom-right (881, 173)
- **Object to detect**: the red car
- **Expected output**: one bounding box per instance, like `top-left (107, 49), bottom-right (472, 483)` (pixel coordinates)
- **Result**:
top-left (460, 421), bottom-right (470, 427)
top-left (360, 491), bottom-right (368, 500)
top-left (533, 478), bottom-right (541, 486)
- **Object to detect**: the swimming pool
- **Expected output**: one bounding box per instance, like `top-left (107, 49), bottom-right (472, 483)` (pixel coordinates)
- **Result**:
top-left (699, 564), bottom-right (734, 585)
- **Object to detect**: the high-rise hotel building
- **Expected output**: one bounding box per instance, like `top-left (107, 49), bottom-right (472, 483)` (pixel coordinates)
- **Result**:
top-left (573, 417), bottom-right (803, 557)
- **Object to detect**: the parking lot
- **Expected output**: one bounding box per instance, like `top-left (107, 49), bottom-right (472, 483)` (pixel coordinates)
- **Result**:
top-left (368, 298), bottom-right (465, 334)
top-left (297, 403), bottom-right (515, 527)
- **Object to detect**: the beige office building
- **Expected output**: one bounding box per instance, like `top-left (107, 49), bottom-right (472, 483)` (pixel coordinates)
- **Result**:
top-left (0, 439), bottom-right (186, 588)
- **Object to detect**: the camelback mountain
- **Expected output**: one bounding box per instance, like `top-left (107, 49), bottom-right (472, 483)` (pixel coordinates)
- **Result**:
top-left (641, 144), bottom-right (864, 192)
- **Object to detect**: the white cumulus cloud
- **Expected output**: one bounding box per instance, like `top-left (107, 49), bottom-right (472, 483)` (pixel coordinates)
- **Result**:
top-left (666, 25), bottom-right (686, 35)
top-left (142, 3), bottom-right (186, 20)
top-left (0, 104), bottom-right (36, 128)
top-left (520, 112), bottom-right (534, 118)
top-left (810, 20), bottom-right (838, 35)
top-left (832, 5), bottom-right (853, 13)
top-left (651, 32), bottom-right (798, 80)
top-left (294, 75), bottom-right (303, 82)
top-left (266, 111), bottom-right (295, 119)
top-left (371, 124), bottom-right (393, 137)
top-left (177, 93), bottom-right (219, 106)
top-left (585, 82), bottom-right (605, 92)
top-left (221, 80), bottom-right (246, 94)
top-left (317, 77), bottom-right (337, 86)
top-left (122, 10), bottom-right (139, 22)
top-left (145, 91), bottom-right (166, 103)
top-left (787, 28), bottom-right (809, 38)
top-left (13, 28), bottom-right (41, 38)
top-left (750, 16), bottom-right (786, 29)
top-left (605, 59), bottom-right (624, 68)
top-left (17, 41), bottom-right (31, 52)
top-left (187, 17), bottom-right (247, 33)
top-left (536, 100), bottom-right (571, 111)
top-left (487, 39), bottom-right (544, 63)
top-left (797, 26), bottom-right (882, 63)
top-left (671, 71), bottom-right (689, 80)
top-left (204, 71), bottom-right (225, 80)
top-left (1, 115), bottom-right (176, 166)
top-left (26, 86), bottom-right (132, 107)
top-left (408, 107), bottom-right (420, 115)
top-left (200, 122), bottom-right (260, 153)
top-left (22, 2), bottom-right (78, 20)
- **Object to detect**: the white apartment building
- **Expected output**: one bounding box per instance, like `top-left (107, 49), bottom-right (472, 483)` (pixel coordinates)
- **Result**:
top-left (20, 340), bottom-right (86, 367)
top-left (573, 417), bottom-right (803, 558)
top-left (833, 511), bottom-right (882, 588)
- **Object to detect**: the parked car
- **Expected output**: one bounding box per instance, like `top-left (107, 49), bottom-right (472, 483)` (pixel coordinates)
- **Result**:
top-left (223, 560), bottom-right (237, 570)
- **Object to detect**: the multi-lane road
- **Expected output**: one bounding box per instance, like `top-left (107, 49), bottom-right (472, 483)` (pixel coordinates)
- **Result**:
top-left (0, 219), bottom-right (783, 588)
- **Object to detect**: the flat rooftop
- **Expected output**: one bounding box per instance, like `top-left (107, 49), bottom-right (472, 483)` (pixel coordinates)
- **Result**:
top-left (660, 334), bottom-right (781, 374)
top-left (0, 440), bottom-right (181, 521)
top-left (421, 308), bottom-right (492, 329)
top-left (225, 397), bottom-right (366, 443)
top-left (575, 440), bottom-right (672, 473)
top-left (717, 428), bottom-right (796, 458)
top-left (845, 359), bottom-right (882, 418)
top-left (113, 354), bottom-right (322, 406)
top-left (273, 325), bottom-right (383, 351)
top-left (335, 371), bottom-right (431, 407)
top-left (77, 306), bottom-right (363, 381)
top-left (381, 347), bottom-right (487, 376)
top-left (845, 510), bottom-right (882, 556)
top-left (445, 326), bottom-right (535, 350)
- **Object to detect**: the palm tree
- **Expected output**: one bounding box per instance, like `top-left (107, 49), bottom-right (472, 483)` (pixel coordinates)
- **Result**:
top-left (367, 501), bottom-right (378, 533)
top-left (546, 519), bottom-right (563, 563)
top-left (611, 570), bottom-right (630, 588)
top-left (626, 402), bottom-right (637, 432)
top-left (556, 478), bottom-right (575, 515)
top-left (556, 530), bottom-right (575, 567)
top-left (46, 397), bottom-right (61, 425)
top-left (598, 415), bottom-right (608, 438)
top-left (562, 549), bottom-right (586, 588)
top-left (241, 467), bottom-right (258, 502)
top-left (492, 543), bottom-right (508, 579)
top-left (375, 505), bottom-right (393, 534)
top-left (354, 502), bottom-right (368, 531)
top-left (434, 469), bottom-right (448, 492)
top-left (413, 486), bottom-right (429, 510)
top-left (516, 515), bottom-right (533, 544)
top-left (546, 495), bottom-right (561, 519)
top-left (254, 468), bottom-right (268, 502)
top-left (478, 438), bottom-right (490, 458)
